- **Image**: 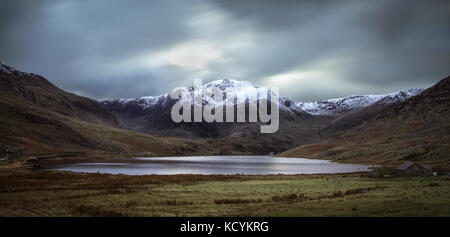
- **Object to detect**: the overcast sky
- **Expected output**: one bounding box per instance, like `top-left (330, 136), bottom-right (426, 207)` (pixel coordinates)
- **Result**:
top-left (1, 0), bottom-right (449, 102)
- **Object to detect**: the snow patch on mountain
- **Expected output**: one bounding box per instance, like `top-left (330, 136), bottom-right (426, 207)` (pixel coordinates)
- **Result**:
top-left (117, 94), bottom-right (168, 109)
top-left (201, 79), bottom-right (262, 106)
top-left (293, 88), bottom-right (424, 115)
top-left (108, 79), bottom-right (424, 115)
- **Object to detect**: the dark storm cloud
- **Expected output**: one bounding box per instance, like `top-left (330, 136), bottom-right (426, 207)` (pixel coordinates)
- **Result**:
top-left (209, 0), bottom-right (450, 100)
top-left (0, 0), bottom-right (199, 99)
top-left (0, 0), bottom-right (449, 101)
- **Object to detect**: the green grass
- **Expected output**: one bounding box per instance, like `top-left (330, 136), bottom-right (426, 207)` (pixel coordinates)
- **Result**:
top-left (0, 165), bottom-right (449, 216)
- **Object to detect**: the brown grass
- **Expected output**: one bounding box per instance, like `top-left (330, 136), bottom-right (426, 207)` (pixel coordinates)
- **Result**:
top-left (214, 198), bottom-right (262, 204)
top-left (0, 164), bottom-right (449, 217)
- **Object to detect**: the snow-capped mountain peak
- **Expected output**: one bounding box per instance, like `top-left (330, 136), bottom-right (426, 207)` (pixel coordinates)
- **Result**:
top-left (203, 79), bottom-right (259, 91)
top-left (107, 79), bottom-right (424, 116)
top-left (110, 79), bottom-right (263, 108)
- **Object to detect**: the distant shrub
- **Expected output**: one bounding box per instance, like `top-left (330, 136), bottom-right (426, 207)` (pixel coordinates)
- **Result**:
top-left (332, 191), bottom-right (343, 198)
top-left (160, 200), bottom-right (193, 206)
top-left (272, 193), bottom-right (304, 202)
top-left (108, 188), bottom-right (126, 194)
top-left (344, 188), bottom-right (365, 195)
top-left (324, 186), bottom-right (384, 199)
top-left (214, 199), bottom-right (262, 204)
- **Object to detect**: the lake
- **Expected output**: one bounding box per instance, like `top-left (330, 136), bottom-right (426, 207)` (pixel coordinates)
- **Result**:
top-left (45, 156), bottom-right (372, 175)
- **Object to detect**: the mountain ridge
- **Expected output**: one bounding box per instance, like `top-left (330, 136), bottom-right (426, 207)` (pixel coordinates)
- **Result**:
top-left (103, 78), bottom-right (424, 116)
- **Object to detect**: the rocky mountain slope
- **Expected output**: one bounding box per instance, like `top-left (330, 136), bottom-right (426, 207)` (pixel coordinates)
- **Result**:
top-left (0, 62), bottom-right (221, 158)
top-left (102, 79), bottom-right (332, 153)
top-left (102, 79), bottom-right (424, 153)
top-left (0, 62), bottom-right (118, 126)
top-left (280, 76), bottom-right (450, 165)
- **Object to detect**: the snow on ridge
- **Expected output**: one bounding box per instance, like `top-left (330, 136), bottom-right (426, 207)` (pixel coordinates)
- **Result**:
top-left (114, 79), bottom-right (263, 108)
top-left (117, 94), bottom-right (167, 109)
top-left (380, 88), bottom-right (424, 102)
top-left (204, 79), bottom-right (259, 90)
top-left (202, 79), bottom-right (262, 106)
top-left (293, 88), bottom-right (424, 115)
top-left (112, 79), bottom-right (424, 114)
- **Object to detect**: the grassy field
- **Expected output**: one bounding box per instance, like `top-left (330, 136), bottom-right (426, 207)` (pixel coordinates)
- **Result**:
top-left (0, 162), bottom-right (449, 217)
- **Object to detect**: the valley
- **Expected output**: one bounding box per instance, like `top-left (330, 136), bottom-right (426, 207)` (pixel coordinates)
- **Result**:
top-left (0, 62), bottom-right (449, 217)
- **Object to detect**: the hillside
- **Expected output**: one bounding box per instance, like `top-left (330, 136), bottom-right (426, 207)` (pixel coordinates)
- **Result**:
top-left (280, 76), bottom-right (450, 166)
top-left (0, 62), bottom-right (220, 158)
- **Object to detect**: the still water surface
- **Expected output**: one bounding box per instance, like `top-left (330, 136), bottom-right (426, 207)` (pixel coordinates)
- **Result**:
top-left (46, 156), bottom-right (372, 175)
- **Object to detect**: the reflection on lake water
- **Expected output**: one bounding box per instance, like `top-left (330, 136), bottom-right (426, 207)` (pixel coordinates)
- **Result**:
top-left (46, 156), bottom-right (372, 175)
